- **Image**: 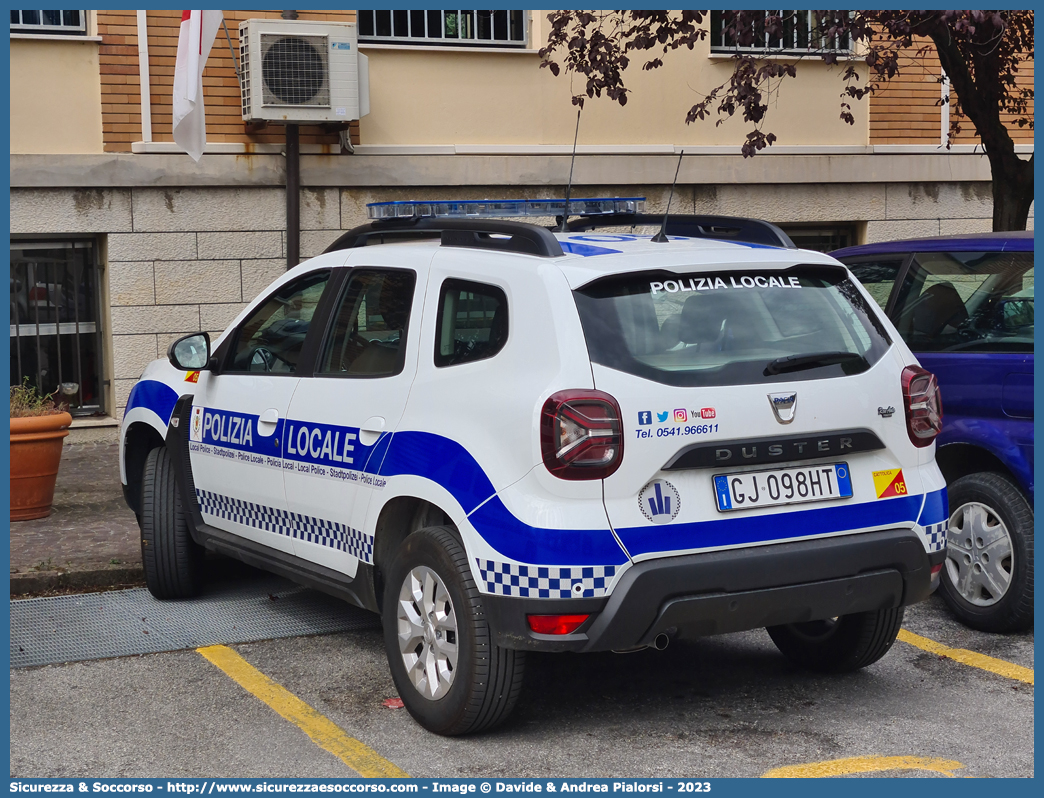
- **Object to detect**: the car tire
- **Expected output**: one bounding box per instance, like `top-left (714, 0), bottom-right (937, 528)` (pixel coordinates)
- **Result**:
top-left (939, 472), bottom-right (1034, 633)
top-left (140, 446), bottom-right (205, 599)
top-left (382, 525), bottom-right (525, 735)
top-left (766, 607), bottom-right (904, 673)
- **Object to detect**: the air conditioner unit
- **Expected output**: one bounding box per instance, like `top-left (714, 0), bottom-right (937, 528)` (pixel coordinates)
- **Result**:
top-left (239, 18), bottom-right (369, 124)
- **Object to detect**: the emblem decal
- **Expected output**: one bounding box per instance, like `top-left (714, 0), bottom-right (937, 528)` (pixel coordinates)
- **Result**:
top-left (638, 479), bottom-right (681, 524)
top-left (873, 468), bottom-right (908, 498)
top-left (190, 406), bottom-right (204, 442)
top-left (768, 392), bottom-right (797, 424)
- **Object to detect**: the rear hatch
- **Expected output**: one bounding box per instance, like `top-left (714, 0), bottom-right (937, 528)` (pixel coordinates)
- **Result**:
top-left (572, 261), bottom-right (928, 562)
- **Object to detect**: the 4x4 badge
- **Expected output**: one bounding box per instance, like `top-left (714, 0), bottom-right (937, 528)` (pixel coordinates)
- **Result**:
top-left (768, 392), bottom-right (797, 424)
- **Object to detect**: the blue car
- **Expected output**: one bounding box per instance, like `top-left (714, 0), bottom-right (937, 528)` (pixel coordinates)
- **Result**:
top-left (833, 232), bottom-right (1033, 632)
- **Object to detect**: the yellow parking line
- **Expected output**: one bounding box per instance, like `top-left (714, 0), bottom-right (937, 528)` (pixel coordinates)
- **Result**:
top-left (198, 644), bottom-right (410, 778)
top-left (897, 629), bottom-right (1034, 685)
top-left (763, 755), bottom-right (966, 778)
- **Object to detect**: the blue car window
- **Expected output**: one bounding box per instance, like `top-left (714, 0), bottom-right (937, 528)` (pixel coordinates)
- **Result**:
top-left (892, 251), bottom-right (1033, 353)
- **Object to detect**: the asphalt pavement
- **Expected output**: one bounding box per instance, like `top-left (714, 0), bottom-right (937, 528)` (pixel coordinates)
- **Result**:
top-left (9, 594), bottom-right (1034, 778)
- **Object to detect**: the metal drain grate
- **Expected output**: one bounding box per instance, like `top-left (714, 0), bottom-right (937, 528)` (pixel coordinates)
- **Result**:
top-left (10, 576), bottom-right (381, 668)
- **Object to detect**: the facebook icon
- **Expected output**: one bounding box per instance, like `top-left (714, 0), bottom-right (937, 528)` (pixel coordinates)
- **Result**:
top-left (638, 411), bottom-right (653, 426)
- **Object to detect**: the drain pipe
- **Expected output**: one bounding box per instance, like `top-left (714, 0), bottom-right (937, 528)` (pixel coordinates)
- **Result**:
top-left (285, 124), bottom-right (300, 270)
top-left (283, 9), bottom-right (300, 270)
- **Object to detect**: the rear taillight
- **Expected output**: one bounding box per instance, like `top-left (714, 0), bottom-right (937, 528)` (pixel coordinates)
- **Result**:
top-left (527, 614), bottom-right (590, 635)
top-left (901, 365), bottom-right (943, 447)
top-left (540, 390), bottom-right (623, 480)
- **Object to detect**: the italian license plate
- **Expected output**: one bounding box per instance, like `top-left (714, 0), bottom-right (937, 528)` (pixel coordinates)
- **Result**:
top-left (714, 462), bottom-right (852, 512)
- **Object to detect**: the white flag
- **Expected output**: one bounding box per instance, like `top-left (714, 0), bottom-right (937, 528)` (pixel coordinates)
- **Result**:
top-left (172, 10), bottom-right (223, 161)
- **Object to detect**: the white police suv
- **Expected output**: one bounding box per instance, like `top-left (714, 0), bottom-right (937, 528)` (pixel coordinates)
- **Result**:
top-left (120, 200), bottom-right (948, 735)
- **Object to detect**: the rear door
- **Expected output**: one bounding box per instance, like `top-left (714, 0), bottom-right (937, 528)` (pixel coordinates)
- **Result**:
top-left (282, 263), bottom-right (422, 576)
top-left (573, 264), bottom-right (926, 562)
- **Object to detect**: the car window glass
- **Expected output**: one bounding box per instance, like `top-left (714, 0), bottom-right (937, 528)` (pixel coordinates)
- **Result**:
top-left (573, 265), bottom-right (892, 388)
top-left (318, 269), bottom-right (416, 377)
top-left (845, 259), bottom-right (905, 310)
top-left (435, 280), bottom-right (508, 367)
top-left (227, 270), bottom-right (330, 373)
top-left (892, 251), bottom-right (1033, 353)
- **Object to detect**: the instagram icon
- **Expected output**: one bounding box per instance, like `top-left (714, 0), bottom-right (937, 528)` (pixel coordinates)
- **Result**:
top-left (673, 409), bottom-right (688, 423)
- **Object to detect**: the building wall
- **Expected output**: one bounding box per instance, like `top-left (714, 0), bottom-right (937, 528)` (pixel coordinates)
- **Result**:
top-left (89, 9), bottom-right (870, 152)
top-left (869, 40), bottom-right (1035, 145)
top-left (9, 38), bottom-right (104, 154)
top-left (359, 46), bottom-right (868, 147)
top-left (11, 12), bottom-right (1033, 156)
top-left (96, 9), bottom-right (358, 152)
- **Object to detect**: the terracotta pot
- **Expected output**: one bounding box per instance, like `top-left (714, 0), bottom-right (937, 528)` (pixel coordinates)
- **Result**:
top-left (10, 412), bottom-right (72, 521)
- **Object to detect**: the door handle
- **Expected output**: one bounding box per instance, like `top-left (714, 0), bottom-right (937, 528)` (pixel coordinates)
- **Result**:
top-left (257, 408), bottom-right (279, 437)
top-left (359, 416), bottom-right (385, 447)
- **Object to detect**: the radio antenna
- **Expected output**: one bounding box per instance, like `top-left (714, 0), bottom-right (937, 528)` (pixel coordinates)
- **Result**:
top-left (652, 150), bottom-right (685, 243)
top-left (557, 108), bottom-right (582, 233)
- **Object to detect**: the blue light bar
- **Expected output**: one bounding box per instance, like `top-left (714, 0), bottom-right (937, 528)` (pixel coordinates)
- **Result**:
top-left (366, 197), bottom-right (646, 220)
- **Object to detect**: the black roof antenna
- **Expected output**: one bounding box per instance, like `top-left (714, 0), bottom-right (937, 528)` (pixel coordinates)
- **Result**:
top-left (557, 108), bottom-right (582, 233)
top-left (652, 150), bottom-right (685, 243)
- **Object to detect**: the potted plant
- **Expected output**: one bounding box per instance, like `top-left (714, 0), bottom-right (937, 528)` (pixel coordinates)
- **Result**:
top-left (10, 380), bottom-right (72, 520)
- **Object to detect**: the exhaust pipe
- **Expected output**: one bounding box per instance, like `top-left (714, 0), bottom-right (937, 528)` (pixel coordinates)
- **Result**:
top-left (613, 632), bottom-right (672, 654)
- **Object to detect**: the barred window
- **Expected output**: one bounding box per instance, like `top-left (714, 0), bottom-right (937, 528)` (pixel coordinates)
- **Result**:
top-left (10, 240), bottom-right (105, 416)
top-left (10, 10), bottom-right (86, 35)
top-left (709, 11), bottom-right (850, 55)
top-left (358, 10), bottom-right (527, 48)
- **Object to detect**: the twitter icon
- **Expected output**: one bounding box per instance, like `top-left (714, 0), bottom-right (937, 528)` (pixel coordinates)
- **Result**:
top-left (656, 411), bottom-right (669, 422)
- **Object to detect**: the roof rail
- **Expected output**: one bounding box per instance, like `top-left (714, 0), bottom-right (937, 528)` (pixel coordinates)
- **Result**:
top-left (324, 217), bottom-right (564, 258)
top-left (566, 214), bottom-right (796, 249)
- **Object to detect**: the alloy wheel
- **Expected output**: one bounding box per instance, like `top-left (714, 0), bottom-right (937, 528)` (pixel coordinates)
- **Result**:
top-left (396, 565), bottom-right (459, 700)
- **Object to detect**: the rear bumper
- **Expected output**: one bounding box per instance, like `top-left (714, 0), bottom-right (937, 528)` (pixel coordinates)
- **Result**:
top-left (484, 528), bottom-right (944, 653)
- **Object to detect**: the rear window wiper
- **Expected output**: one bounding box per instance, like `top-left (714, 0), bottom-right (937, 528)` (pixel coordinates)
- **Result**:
top-left (764, 351), bottom-right (865, 376)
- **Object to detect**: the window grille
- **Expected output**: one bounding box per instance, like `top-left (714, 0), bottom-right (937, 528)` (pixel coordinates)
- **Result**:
top-left (710, 11), bottom-right (851, 55)
top-left (358, 10), bottom-right (527, 48)
top-left (10, 10), bottom-right (86, 34)
top-left (780, 225), bottom-right (857, 253)
top-left (10, 241), bottom-right (105, 416)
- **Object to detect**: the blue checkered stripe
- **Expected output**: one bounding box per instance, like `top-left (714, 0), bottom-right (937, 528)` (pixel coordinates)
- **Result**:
top-left (196, 489), bottom-right (374, 563)
top-left (475, 559), bottom-right (617, 598)
top-left (924, 520), bottom-right (948, 552)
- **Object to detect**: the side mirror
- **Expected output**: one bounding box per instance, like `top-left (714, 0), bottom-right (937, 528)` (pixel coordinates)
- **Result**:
top-left (168, 332), bottom-right (211, 371)
top-left (997, 297), bottom-right (1033, 333)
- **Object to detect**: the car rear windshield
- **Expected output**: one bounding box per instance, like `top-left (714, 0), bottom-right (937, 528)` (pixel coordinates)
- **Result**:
top-left (573, 265), bottom-right (892, 387)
